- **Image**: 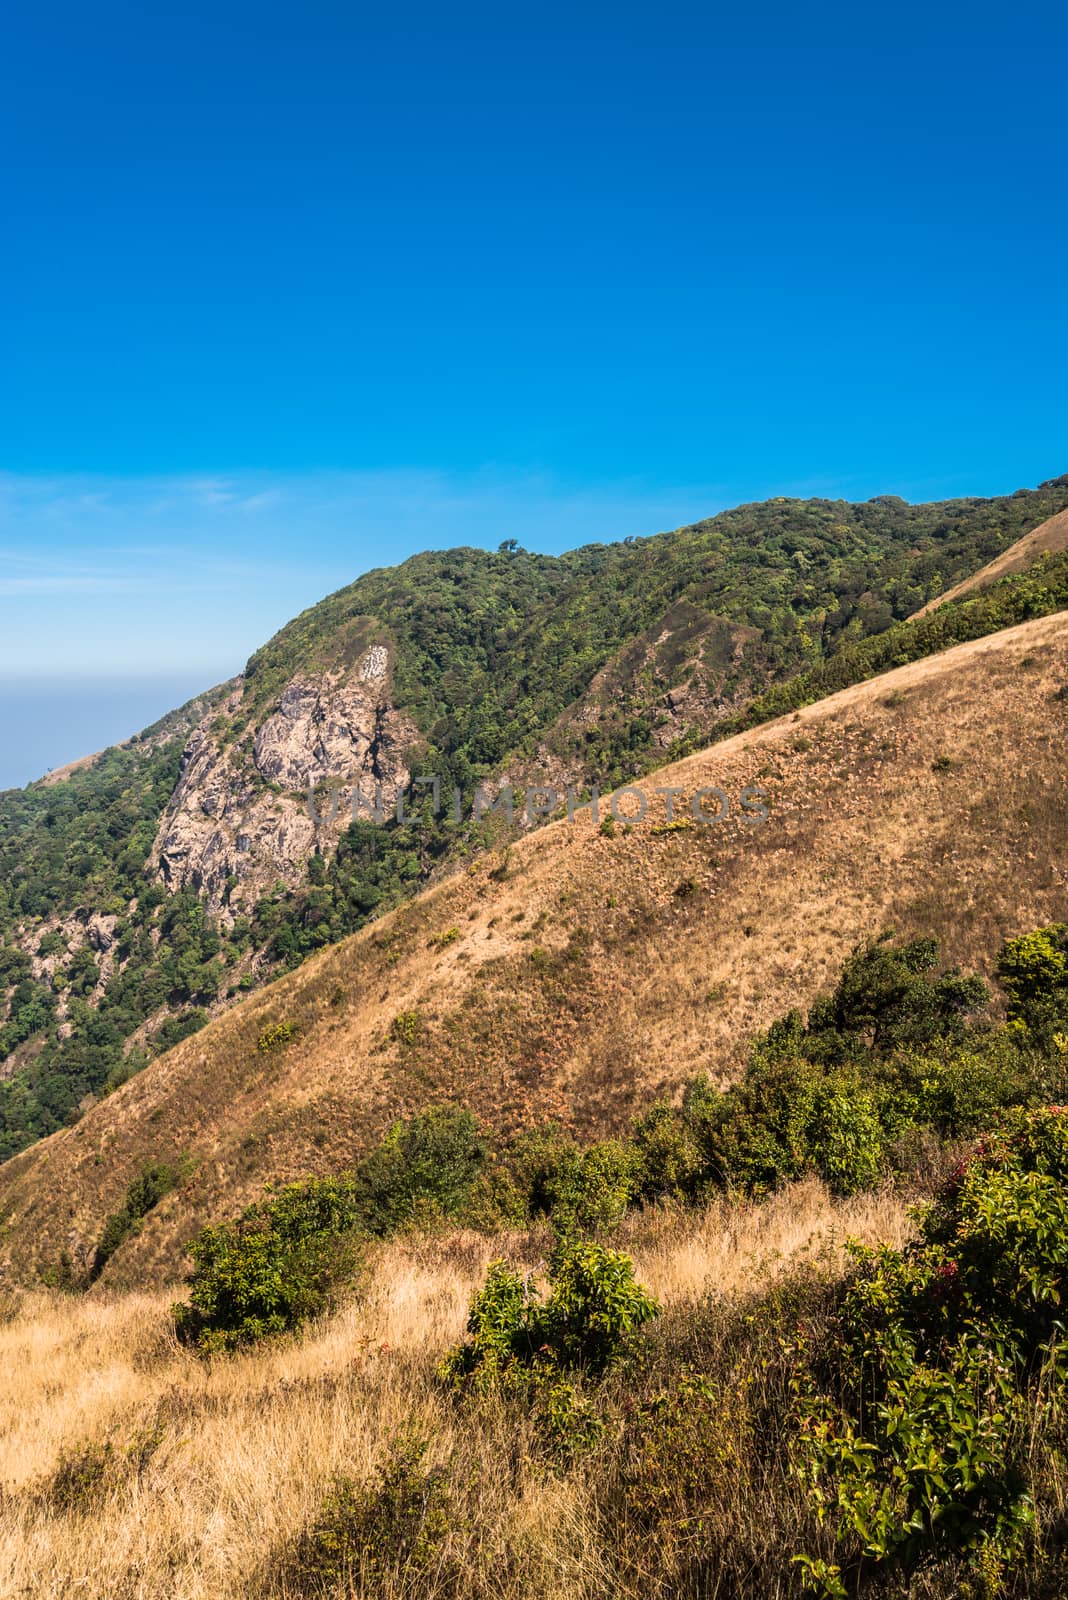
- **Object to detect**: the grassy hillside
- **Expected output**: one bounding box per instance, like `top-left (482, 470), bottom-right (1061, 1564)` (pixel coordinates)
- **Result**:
top-left (4, 910), bottom-right (1068, 1597)
top-left (0, 1183), bottom-right (911, 1600)
top-left (1, 607), bottom-right (1065, 1287)
top-left (1, 476), bottom-right (1067, 1166)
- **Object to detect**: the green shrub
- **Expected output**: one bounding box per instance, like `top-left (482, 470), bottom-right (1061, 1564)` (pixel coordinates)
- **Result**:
top-left (769, 934), bottom-right (989, 1067)
top-left (540, 1237), bottom-right (661, 1370)
top-left (998, 924), bottom-right (1068, 1048)
top-left (172, 1176), bottom-right (365, 1353)
top-left (896, 1037), bottom-right (1048, 1136)
top-left (631, 1101), bottom-right (705, 1201)
top-left (272, 1434), bottom-right (456, 1594)
top-left (353, 1105), bottom-right (487, 1235)
top-left (793, 1107), bottom-right (1068, 1592)
top-left (441, 1237), bottom-right (660, 1387)
top-left (548, 1139), bottom-right (644, 1234)
top-left (453, 1121), bottom-right (576, 1229)
top-left (256, 1019), bottom-right (296, 1053)
top-left (91, 1159), bottom-right (182, 1280)
top-left (704, 1058), bottom-right (889, 1196)
top-left (389, 1009), bottom-right (421, 1046)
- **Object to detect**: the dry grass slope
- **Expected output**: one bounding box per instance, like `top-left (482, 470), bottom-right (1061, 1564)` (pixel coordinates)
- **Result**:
top-left (1, 612), bottom-right (1066, 1287)
top-left (0, 1182), bottom-right (910, 1600)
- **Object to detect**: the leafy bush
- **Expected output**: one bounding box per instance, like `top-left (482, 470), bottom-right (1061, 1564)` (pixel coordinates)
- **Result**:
top-left (998, 924), bottom-right (1068, 1048)
top-left (91, 1159), bottom-right (183, 1281)
top-left (271, 1434), bottom-right (457, 1595)
top-left (353, 1105), bottom-right (487, 1235)
top-left (440, 1237), bottom-right (660, 1388)
top-left (173, 1176), bottom-right (365, 1353)
top-left (701, 1058), bottom-right (889, 1196)
top-left (631, 1101), bottom-right (705, 1201)
top-left (793, 1107), bottom-right (1068, 1593)
top-left (767, 934), bottom-right (989, 1067)
top-left (389, 1009), bottom-right (421, 1046)
top-left (547, 1139), bottom-right (644, 1234)
top-left (256, 1019), bottom-right (297, 1053)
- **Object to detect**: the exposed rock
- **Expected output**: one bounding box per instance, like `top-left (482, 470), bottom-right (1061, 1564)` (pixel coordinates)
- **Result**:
top-left (86, 914), bottom-right (118, 955)
top-left (150, 646), bottom-right (422, 914)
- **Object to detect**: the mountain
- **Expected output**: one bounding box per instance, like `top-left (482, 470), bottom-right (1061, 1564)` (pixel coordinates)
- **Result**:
top-left (1, 605), bottom-right (1065, 1286)
top-left (913, 502), bottom-right (1068, 616)
top-left (1, 475), bottom-right (1067, 1164)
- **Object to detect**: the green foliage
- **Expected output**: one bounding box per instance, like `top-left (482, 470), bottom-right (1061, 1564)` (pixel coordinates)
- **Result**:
top-left (624, 937), bottom-right (1049, 1205)
top-left (173, 1176), bottom-right (366, 1353)
top-left (547, 1139), bottom-right (644, 1235)
top-left (389, 1009), bottom-right (421, 1047)
top-left (91, 1160), bottom-right (182, 1281)
top-left (715, 541), bottom-right (1068, 740)
top-left (998, 924), bottom-right (1068, 1048)
top-left (540, 1237), bottom-right (662, 1370)
top-left (440, 1237), bottom-right (661, 1389)
top-left (697, 1058), bottom-right (887, 1197)
top-left (352, 1105), bottom-right (488, 1235)
top-left (794, 1108), bottom-right (1068, 1591)
top-left (256, 1019), bottom-right (297, 1053)
top-left (267, 1434), bottom-right (457, 1595)
top-left (771, 933), bottom-right (990, 1066)
top-left (630, 1100), bottom-right (705, 1200)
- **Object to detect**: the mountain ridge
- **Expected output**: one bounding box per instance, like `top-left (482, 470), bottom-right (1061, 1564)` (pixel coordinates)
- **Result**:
top-left (1, 605), bottom-right (1064, 1287)
top-left (2, 475), bottom-right (1067, 1165)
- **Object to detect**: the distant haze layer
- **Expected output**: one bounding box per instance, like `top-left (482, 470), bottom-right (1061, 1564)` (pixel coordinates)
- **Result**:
top-left (0, 677), bottom-right (215, 791)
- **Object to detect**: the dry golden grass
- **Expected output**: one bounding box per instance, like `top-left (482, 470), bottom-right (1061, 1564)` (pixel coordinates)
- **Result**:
top-left (0, 1181), bottom-right (909, 1600)
top-left (2, 611), bottom-right (1067, 1287)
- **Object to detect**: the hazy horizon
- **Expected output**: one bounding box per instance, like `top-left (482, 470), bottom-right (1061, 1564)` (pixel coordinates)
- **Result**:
top-left (0, 675), bottom-right (225, 792)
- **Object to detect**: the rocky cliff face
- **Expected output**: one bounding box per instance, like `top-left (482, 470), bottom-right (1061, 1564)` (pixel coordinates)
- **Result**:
top-left (150, 644), bottom-right (420, 913)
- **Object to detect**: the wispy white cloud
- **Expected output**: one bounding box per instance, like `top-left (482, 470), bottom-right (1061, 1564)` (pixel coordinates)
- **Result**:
top-left (0, 464), bottom-right (744, 678)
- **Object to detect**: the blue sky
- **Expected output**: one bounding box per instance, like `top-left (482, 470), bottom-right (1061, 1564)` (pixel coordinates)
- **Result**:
top-left (1, 4), bottom-right (1067, 785)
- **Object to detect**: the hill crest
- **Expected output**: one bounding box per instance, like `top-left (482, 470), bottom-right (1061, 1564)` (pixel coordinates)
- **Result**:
top-left (1, 608), bottom-right (1064, 1287)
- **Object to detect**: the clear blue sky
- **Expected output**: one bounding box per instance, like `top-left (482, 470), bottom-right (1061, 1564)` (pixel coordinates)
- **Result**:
top-left (1, 3), bottom-right (1066, 784)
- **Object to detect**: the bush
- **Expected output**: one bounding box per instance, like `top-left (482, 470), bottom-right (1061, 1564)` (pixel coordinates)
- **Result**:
top-left (998, 925), bottom-right (1068, 1048)
top-left (173, 1176), bottom-right (365, 1353)
top-left (793, 1108), bottom-right (1068, 1592)
top-left (440, 1237), bottom-right (660, 1388)
top-left (779, 934), bottom-right (989, 1066)
top-left (389, 1009), bottom-right (421, 1046)
top-left (631, 1101), bottom-right (705, 1201)
top-left (462, 1121), bottom-right (580, 1227)
top-left (705, 1058), bottom-right (889, 1196)
top-left (272, 1434), bottom-right (456, 1595)
top-left (467, 1126), bottom-right (643, 1234)
top-left (896, 1036), bottom-right (1048, 1136)
top-left (353, 1105), bottom-right (487, 1235)
top-left (548, 1139), bottom-right (644, 1234)
top-left (256, 1019), bottom-right (297, 1053)
top-left (91, 1159), bottom-right (182, 1280)
top-left (44, 1422), bottom-right (165, 1512)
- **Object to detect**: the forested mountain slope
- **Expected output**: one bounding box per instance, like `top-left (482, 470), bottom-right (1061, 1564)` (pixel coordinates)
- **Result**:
top-left (1, 607), bottom-right (1064, 1287)
top-left (1, 476), bottom-right (1066, 1162)
top-left (913, 502), bottom-right (1068, 616)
